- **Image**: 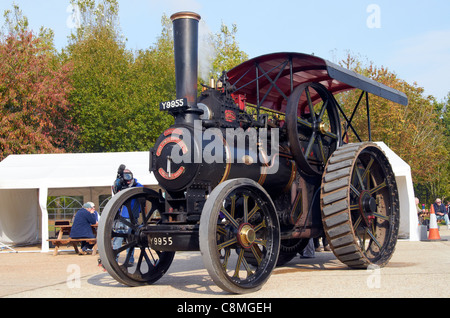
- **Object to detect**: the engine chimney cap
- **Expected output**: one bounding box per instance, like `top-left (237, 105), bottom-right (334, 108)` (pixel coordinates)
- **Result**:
top-left (170, 11), bottom-right (201, 22)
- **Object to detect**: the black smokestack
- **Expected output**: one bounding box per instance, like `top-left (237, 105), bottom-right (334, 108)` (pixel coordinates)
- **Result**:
top-left (170, 12), bottom-right (201, 124)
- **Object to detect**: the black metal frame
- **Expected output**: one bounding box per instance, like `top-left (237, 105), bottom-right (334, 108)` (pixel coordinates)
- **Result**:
top-left (229, 56), bottom-right (379, 144)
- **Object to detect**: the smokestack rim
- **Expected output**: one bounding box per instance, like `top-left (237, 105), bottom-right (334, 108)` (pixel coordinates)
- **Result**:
top-left (170, 11), bottom-right (201, 22)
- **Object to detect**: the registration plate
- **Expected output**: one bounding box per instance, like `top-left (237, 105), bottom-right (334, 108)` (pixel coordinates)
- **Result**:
top-left (149, 236), bottom-right (173, 247)
top-left (159, 98), bottom-right (188, 111)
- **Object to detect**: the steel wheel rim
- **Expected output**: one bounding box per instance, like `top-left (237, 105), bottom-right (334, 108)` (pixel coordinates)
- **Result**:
top-left (349, 147), bottom-right (398, 263)
top-left (98, 187), bottom-right (175, 286)
top-left (200, 179), bottom-right (280, 293)
top-left (321, 143), bottom-right (399, 268)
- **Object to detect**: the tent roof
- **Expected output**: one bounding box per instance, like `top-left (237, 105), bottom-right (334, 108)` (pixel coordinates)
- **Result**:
top-left (0, 152), bottom-right (157, 190)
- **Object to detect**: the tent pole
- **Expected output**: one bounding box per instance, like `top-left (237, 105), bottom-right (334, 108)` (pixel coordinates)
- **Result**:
top-left (39, 187), bottom-right (49, 253)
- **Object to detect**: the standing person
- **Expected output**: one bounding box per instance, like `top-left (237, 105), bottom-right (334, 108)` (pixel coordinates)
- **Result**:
top-left (433, 198), bottom-right (450, 230)
top-left (415, 197), bottom-right (426, 225)
top-left (447, 201), bottom-right (450, 229)
top-left (70, 202), bottom-right (98, 254)
top-left (111, 165), bottom-right (143, 266)
top-left (314, 234), bottom-right (331, 252)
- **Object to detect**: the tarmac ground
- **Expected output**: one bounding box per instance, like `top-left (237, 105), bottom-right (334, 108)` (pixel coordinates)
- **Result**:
top-left (1, 227), bottom-right (450, 300)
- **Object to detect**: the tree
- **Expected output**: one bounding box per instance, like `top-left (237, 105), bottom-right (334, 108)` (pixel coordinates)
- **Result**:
top-left (208, 22), bottom-right (249, 81)
top-left (337, 54), bottom-right (450, 203)
top-left (0, 5), bottom-right (76, 160)
top-left (65, 5), bottom-right (177, 152)
top-left (65, 7), bottom-right (251, 153)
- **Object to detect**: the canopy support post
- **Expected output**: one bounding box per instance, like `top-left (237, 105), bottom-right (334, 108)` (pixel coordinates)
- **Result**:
top-left (39, 187), bottom-right (49, 253)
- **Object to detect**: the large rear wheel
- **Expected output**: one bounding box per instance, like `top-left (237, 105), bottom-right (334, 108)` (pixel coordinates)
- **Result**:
top-left (320, 143), bottom-right (399, 268)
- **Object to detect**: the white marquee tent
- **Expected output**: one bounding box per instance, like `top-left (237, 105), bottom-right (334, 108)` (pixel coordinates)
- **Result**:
top-left (0, 144), bottom-right (419, 253)
top-left (0, 152), bottom-right (158, 252)
top-left (375, 142), bottom-right (420, 241)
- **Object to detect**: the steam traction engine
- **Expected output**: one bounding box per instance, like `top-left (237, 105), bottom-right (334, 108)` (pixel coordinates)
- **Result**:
top-left (98, 12), bottom-right (408, 293)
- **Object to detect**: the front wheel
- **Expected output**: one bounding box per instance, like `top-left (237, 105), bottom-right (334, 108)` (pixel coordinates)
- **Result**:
top-left (199, 178), bottom-right (280, 294)
top-left (98, 187), bottom-right (175, 286)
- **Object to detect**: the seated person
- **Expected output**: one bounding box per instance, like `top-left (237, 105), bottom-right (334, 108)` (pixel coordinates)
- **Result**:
top-left (70, 202), bottom-right (98, 254)
top-left (434, 198), bottom-right (450, 230)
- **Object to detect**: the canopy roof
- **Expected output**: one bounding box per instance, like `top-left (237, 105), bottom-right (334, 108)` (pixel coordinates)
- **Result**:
top-left (0, 152), bottom-right (156, 190)
top-left (227, 52), bottom-right (408, 112)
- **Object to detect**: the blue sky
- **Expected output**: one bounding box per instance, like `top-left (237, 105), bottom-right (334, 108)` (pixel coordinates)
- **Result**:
top-left (1, 0), bottom-right (449, 101)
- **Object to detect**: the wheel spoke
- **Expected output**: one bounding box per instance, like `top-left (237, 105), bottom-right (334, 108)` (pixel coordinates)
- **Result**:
top-left (230, 195), bottom-right (236, 218)
top-left (111, 231), bottom-right (128, 239)
top-left (221, 249), bottom-right (231, 269)
top-left (305, 131), bottom-right (316, 159)
top-left (317, 134), bottom-right (326, 164)
top-left (217, 237), bottom-right (237, 251)
top-left (243, 195), bottom-right (249, 222)
top-left (353, 215), bottom-right (363, 229)
top-left (354, 165), bottom-right (365, 191)
top-left (361, 158), bottom-right (374, 185)
top-left (253, 219), bottom-right (266, 232)
top-left (117, 215), bottom-right (135, 231)
top-left (250, 245), bottom-right (263, 265)
top-left (323, 130), bottom-right (338, 140)
top-left (216, 225), bottom-right (227, 236)
top-left (298, 118), bottom-right (312, 128)
top-left (248, 203), bottom-right (260, 221)
top-left (124, 201), bottom-right (137, 226)
top-left (317, 100), bottom-right (328, 121)
top-left (369, 180), bottom-right (387, 195)
top-left (254, 238), bottom-right (267, 247)
top-left (233, 249), bottom-right (245, 278)
top-left (305, 87), bottom-right (316, 121)
top-left (114, 240), bottom-right (135, 256)
top-left (372, 212), bottom-right (390, 222)
top-left (143, 200), bottom-right (159, 224)
top-left (221, 207), bottom-right (239, 228)
top-left (350, 184), bottom-right (360, 196)
top-left (123, 246), bottom-right (134, 266)
top-left (366, 227), bottom-right (382, 249)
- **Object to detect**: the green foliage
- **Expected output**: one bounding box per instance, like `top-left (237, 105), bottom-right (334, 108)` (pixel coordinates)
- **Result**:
top-left (337, 53), bottom-right (450, 202)
top-left (65, 2), bottom-right (174, 152)
top-left (209, 22), bottom-right (249, 80)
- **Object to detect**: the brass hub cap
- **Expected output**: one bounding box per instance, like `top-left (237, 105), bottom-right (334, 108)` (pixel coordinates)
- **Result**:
top-left (319, 121), bottom-right (327, 134)
top-left (238, 223), bottom-right (256, 248)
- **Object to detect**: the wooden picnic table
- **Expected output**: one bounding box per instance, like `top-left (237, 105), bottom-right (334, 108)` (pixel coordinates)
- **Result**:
top-left (48, 224), bottom-right (98, 256)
